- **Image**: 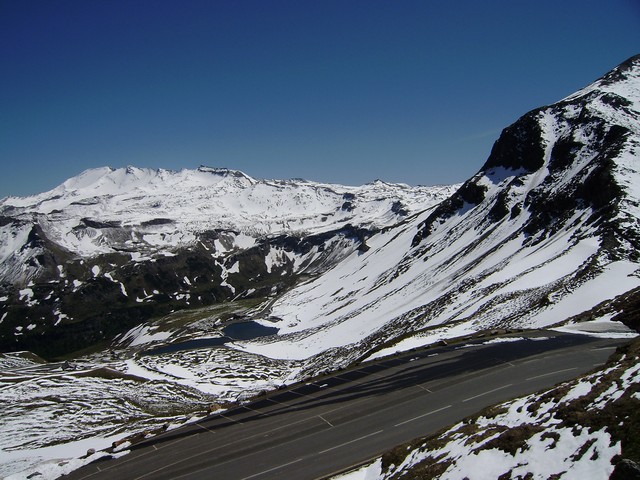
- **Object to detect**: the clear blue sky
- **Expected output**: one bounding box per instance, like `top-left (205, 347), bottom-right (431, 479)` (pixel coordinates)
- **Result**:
top-left (1, 1), bottom-right (639, 197)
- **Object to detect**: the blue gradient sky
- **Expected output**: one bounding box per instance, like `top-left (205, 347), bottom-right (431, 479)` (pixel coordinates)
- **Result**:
top-left (1, 1), bottom-right (639, 197)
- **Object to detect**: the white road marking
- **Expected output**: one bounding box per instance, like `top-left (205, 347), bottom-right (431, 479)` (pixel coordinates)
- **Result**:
top-left (134, 416), bottom-right (329, 479)
top-left (318, 430), bottom-right (384, 455)
top-left (318, 415), bottom-right (334, 427)
top-left (196, 423), bottom-right (216, 434)
top-left (394, 405), bottom-right (452, 427)
top-left (416, 384), bottom-right (432, 392)
top-left (220, 414), bottom-right (242, 424)
top-left (526, 367), bottom-right (577, 381)
top-left (266, 397), bottom-right (291, 406)
top-left (462, 384), bottom-right (513, 403)
top-left (240, 458), bottom-right (304, 480)
top-left (243, 406), bottom-right (264, 414)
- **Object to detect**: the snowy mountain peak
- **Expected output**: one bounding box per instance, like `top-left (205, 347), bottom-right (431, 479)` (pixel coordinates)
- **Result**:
top-left (0, 165), bottom-right (458, 284)
top-left (197, 165), bottom-right (249, 175)
top-left (562, 53), bottom-right (640, 105)
top-left (413, 54), bottom-right (640, 249)
top-left (0, 162), bottom-right (457, 357)
top-left (196, 165), bottom-right (258, 182)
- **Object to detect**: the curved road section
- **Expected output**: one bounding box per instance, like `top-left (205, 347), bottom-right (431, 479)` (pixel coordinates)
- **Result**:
top-left (65, 332), bottom-right (628, 480)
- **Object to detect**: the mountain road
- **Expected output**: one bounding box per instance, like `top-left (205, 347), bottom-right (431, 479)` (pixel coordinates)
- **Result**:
top-left (64, 331), bottom-right (629, 480)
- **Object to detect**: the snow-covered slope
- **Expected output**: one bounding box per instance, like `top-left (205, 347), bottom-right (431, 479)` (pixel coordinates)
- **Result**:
top-left (2, 56), bottom-right (640, 361)
top-left (234, 54), bottom-right (640, 367)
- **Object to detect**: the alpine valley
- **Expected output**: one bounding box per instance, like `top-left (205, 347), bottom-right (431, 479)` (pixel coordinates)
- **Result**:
top-left (2, 55), bottom-right (640, 479)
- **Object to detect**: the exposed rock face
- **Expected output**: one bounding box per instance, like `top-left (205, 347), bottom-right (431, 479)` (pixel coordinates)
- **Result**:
top-left (0, 223), bottom-right (389, 357)
top-left (611, 458), bottom-right (640, 480)
top-left (241, 55), bottom-right (639, 365)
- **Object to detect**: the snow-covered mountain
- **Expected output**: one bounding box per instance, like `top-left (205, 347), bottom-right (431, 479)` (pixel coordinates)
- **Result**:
top-left (1, 166), bottom-right (452, 260)
top-left (231, 54), bottom-right (640, 368)
top-left (0, 166), bottom-right (456, 356)
top-left (1, 54), bottom-right (640, 479)
top-left (1, 56), bottom-right (640, 362)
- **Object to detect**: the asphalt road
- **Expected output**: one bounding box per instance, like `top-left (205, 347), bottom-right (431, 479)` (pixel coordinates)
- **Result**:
top-left (64, 331), bottom-right (629, 480)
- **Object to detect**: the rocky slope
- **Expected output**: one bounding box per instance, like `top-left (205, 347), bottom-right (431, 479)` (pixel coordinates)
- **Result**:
top-left (3, 55), bottom-right (638, 362)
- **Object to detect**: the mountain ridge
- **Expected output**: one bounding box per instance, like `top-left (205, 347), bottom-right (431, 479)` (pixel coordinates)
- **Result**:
top-left (1, 56), bottom-right (639, 362)
top-left (0, 167), bottom-right (457, 357)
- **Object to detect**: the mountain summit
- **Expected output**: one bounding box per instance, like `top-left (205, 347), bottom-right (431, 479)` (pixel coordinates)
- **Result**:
top-left (414, 53), bottom-right (640, 251)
